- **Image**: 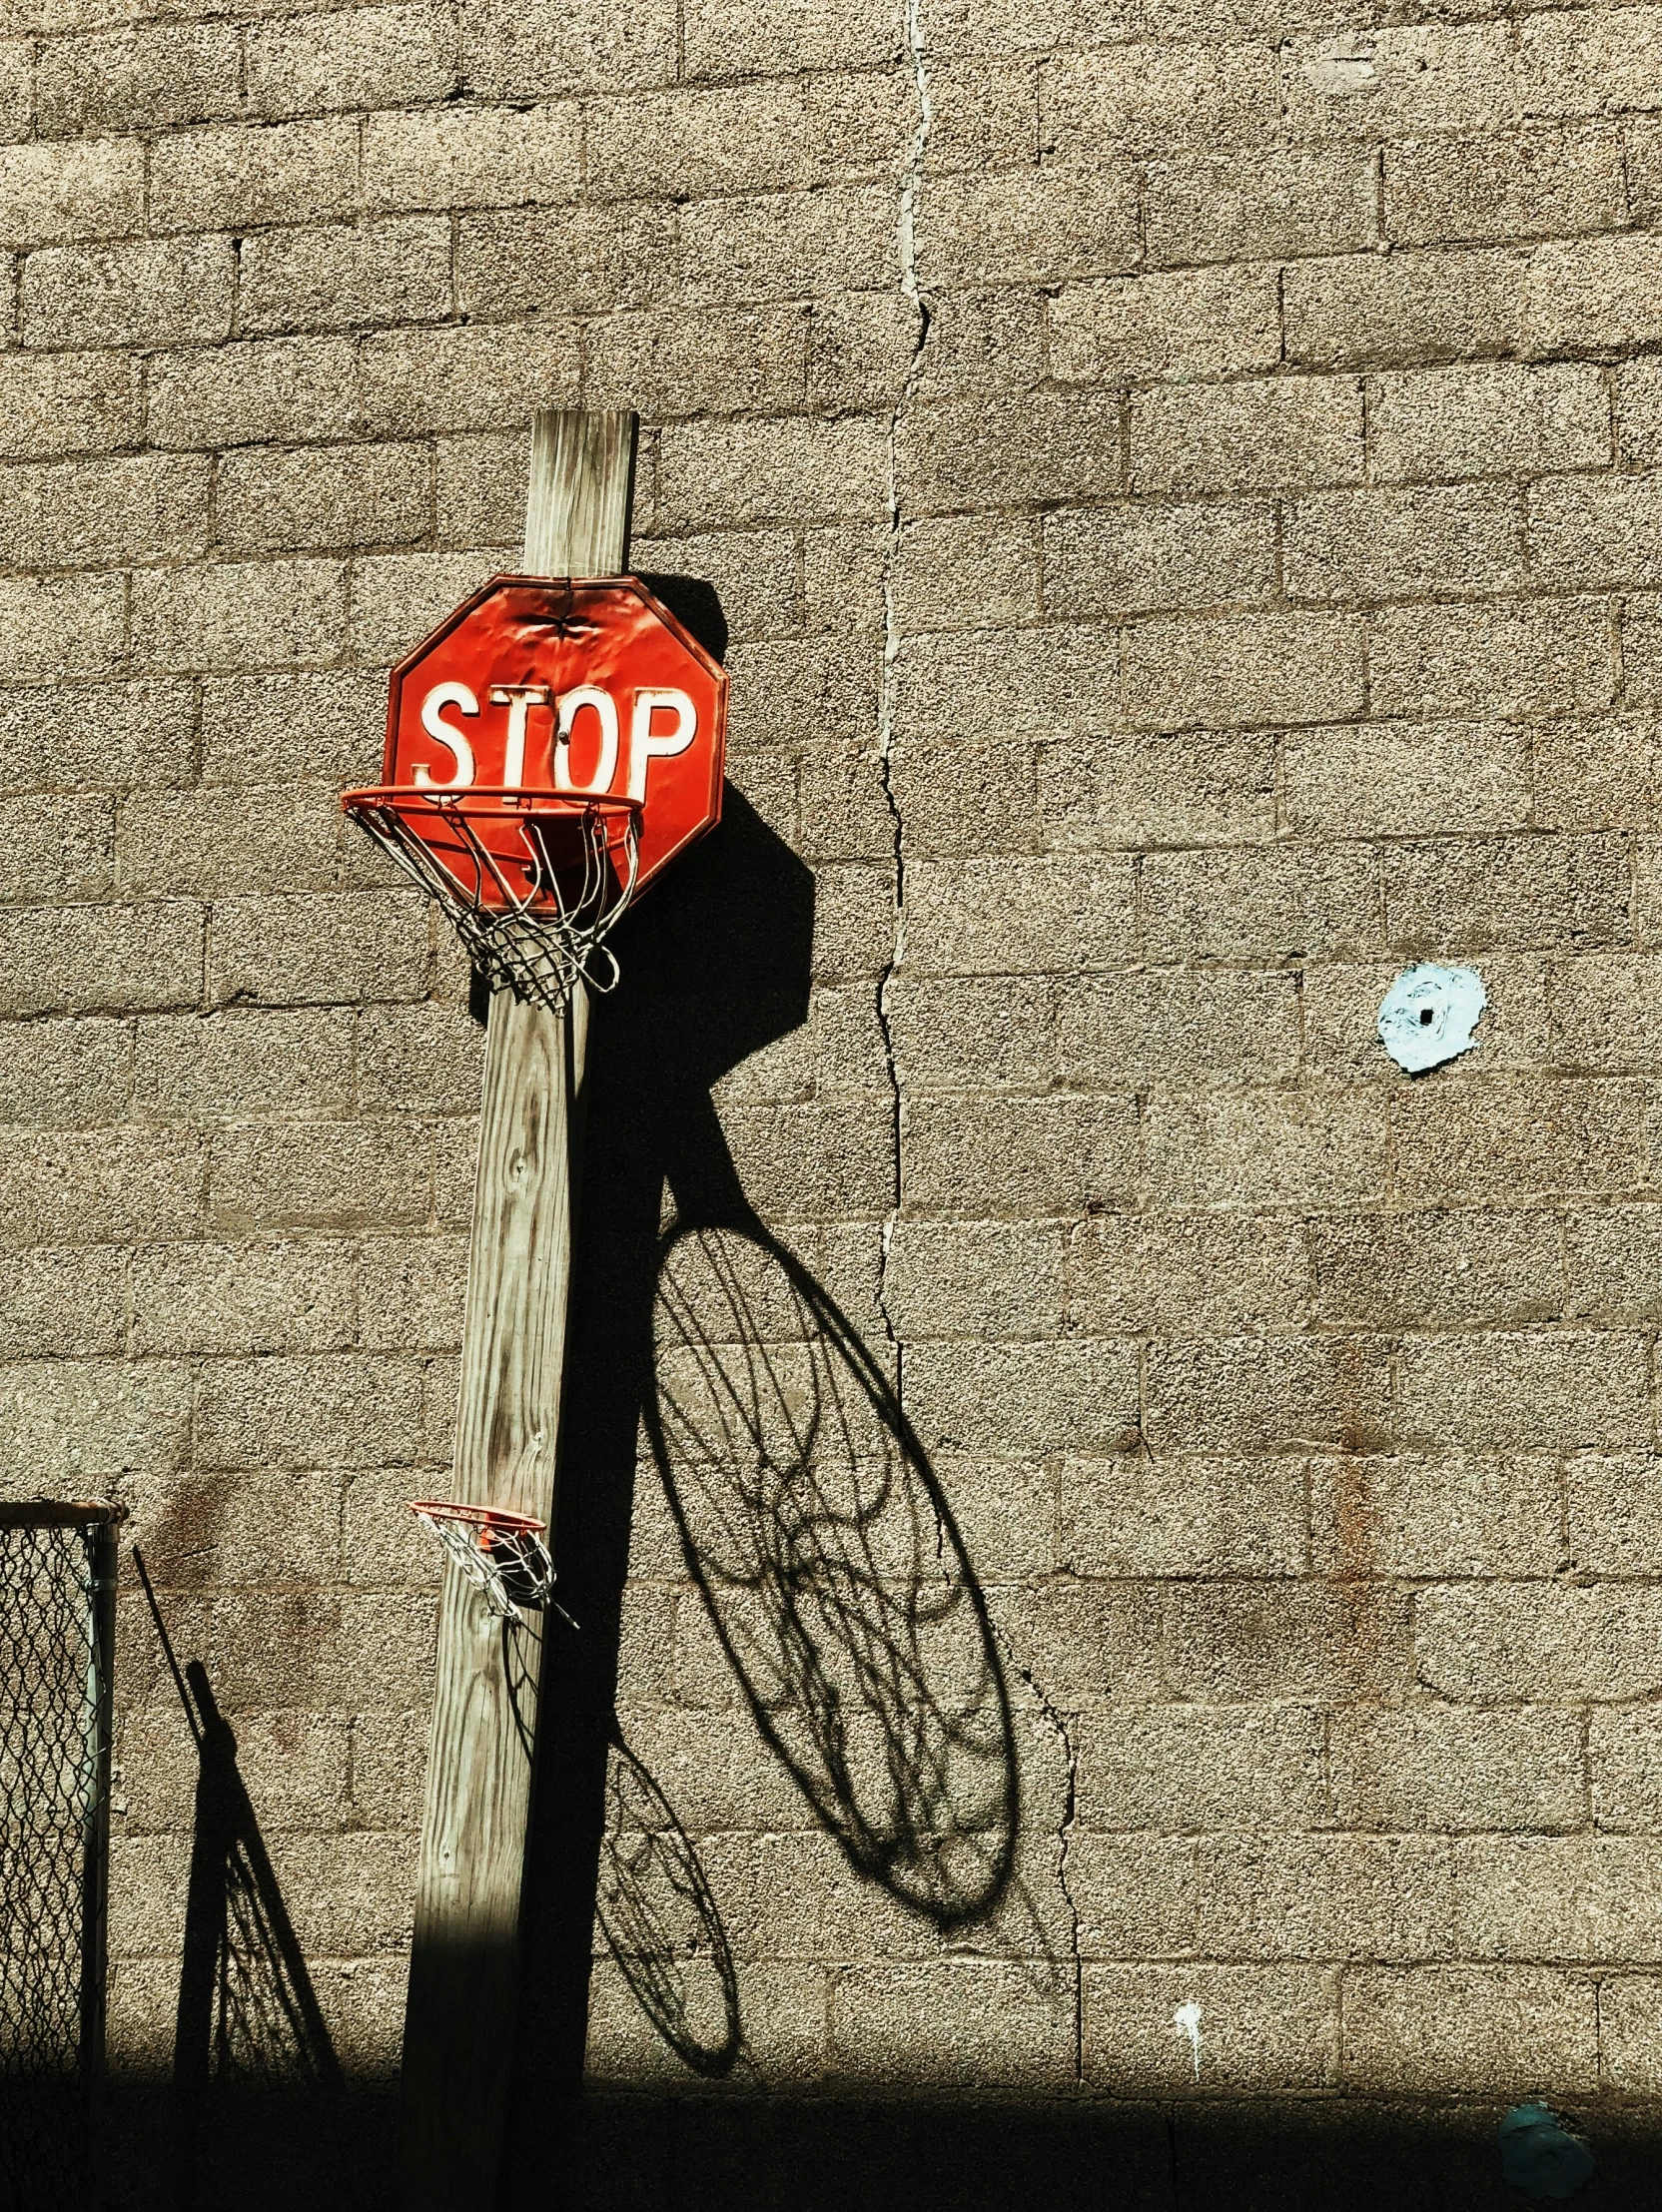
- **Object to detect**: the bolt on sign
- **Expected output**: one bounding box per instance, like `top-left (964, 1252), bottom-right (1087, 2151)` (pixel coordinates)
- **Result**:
top-left (346, 571), bottom-right (727, 1007)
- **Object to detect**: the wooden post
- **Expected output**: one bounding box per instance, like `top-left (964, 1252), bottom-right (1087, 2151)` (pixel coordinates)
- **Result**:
top-left (399, 409), bottom-right (637, 2211)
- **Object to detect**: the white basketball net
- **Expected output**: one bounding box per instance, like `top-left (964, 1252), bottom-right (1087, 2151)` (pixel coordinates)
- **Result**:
top-left (346, 790), bottom-right (641, 1011)
top-left (410, 1501), bottom-right (555, 1625)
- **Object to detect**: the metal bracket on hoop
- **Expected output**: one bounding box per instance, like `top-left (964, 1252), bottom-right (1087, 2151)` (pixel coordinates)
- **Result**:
top-left (342, 786), bottom-right (642, 1013)
top-left (409, 1499), bottom-right (555, 1626)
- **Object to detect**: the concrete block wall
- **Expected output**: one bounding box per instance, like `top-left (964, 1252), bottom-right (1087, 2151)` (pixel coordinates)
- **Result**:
top-left (6, 0), bottom-right (1662, 2172)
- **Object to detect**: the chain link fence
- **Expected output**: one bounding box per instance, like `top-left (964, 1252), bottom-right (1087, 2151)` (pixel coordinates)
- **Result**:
top-left (0, 1505), bottom-right (120, 2212)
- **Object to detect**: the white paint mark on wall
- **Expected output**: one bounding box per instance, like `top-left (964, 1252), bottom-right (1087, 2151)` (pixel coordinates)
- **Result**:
top-left (1173, 2000), bottom-right (1203, 2080)
top-left (1377, 962), bottom-right (1487, 1074)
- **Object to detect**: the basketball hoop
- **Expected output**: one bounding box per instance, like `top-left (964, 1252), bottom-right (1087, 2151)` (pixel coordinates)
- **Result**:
top-left (409, 1498), bottom-right (555, 1624)
top-left (343, 786), bottom-right (642, 1011)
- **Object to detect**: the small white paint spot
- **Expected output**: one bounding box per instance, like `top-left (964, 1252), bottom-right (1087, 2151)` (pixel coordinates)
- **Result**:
top-left (1302, 37), bottom-right (1377, 94)
top-left (1376, 962), bottom-right (1487, 1074)
top-left (1173, 2000), bottom-right (1203, 2080)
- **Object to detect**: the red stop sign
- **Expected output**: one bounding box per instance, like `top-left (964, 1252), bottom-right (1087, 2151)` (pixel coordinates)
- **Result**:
top-left (381, 574), bottom-right (726, 898)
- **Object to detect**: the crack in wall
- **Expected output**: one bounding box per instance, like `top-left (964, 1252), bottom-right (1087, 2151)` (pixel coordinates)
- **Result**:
top-left (991, 1617), bottom-right (1085, 2084)
top-left (873, 0), bottom-right (934, 1377)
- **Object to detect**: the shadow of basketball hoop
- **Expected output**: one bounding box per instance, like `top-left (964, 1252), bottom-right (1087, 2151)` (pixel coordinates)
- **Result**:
top-left (648, 1222), bottom-right (1019, 1930)
top-left (594, 1727), bottom-right (741, 2080)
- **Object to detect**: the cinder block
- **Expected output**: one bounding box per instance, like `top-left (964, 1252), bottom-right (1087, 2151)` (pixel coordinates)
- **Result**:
top-left (1056, 970), bottom-right (1301, 1086)
top-left (586, 304), bottom-right (810, 419)
top-left (1048, 264), bottom-right (1281, 384)
top-left (1121, 611), bottom-right (1365, 731)
top-left (1285, 482), bottom-right (1522, 603)
top-left (0, 450), bottom-right (211, 568)
top-left (133, 1007), bottom-right (356, 1121)
top-left (196, 1351), bottom-right (423, 1469)
top-left (1520, 5), bottom-right (1662, 120)
top-left (1551, 957), bottom-right (1662, 1073)
top-left (886, 736), bottom-right (1035, 862)
top-left (358, 1232), bottom-right (467, 1350)
top-left (0, 902), bottom-right (202, 1018)
top-left (151, 119), bottom-right (360, 235)
top-left (1284, 719), bottom-right (1530, 839)
top-left (209, 889), bottom-right (427, 1007)
top-left (210, 1117), bottom-right (431, 1235)
top-left (131, 559), bottom-right (348, 674)
top-left (1037, 729), bottom-right (1276, 851)
top-left (1592, 1709), bottom-right (1662, 1832)
top-left (1601, 1973), bottom-right (1662, 2088)
top-left (247, 4), bottom-right (457, 118)
top-left (649, 415), bottom-right (888, 531)
top-left (683, 0), bottom-right (896, 81)
top-left (1, 790), bottom-right (112, 903)
top-left (1382, 832), bottom-right (1629, 955)
top-left (1399, 1328), bottom-right (1651, 1452)
top-left (132, 1236), bottom-right (358, 1356)
top-left (347, 547), bottom-right (508, 666)
top-left (202, 670), bottom-right (387, 785)
top-left (1077, 1705), bottom-right (1323, 1832)
top-left (1, 678), bottom-right (194, 796)
top-left (0, 1358), bottom-right (191, 1485)
top-left (432, 429), bottom-right (527, 546)
top-left (0, 574), bottom-right (125, 682)
top-left (582, 73), bottom-right (909, 202)
top-left (905, 1338), bottom-right (1141, 1456)
top-left (1458, 1836), bottom-right (1662, 1965)
top-left (0, 1245), bottom-right (126, 1358)
top-left (1393, 1076), bottom-right (1644, 1204)
top-left (1331, 1707), bottom-right (1583, 1833)
top-left (1061, 1452), bottom-right (1306, 1577)
top-left (356, 1002), bottom-right (484, 1113)
top-left (1068, 1214), bottom-right (1309, 1336)
top-left (1129, 371), bottom-right (1364, 495)
top-left (0, 1015), bottom-right (130, 1126)
top-left (35, 24), bottom-right (242, 135)
top-left (680, 186), bottom-right (894, 304)
top-left (1530, 475), bottom-right (1662, 590)
top-left (1283, 246), bottom-right (1525, 369)
top-left (1285, 24), bottom-right (1514, 144)
top-left (1368, 597), bottom-right (1614, 719)
top-left (1043, 499), bottom-right (1275, 618)
top-left (1526, 232), bottom-right (1662, 353)
top-left (1309, 1452), bottom-right (1562, 1578)
top-left (129, 1468), bottom-right (346, 1591)
top-left (912, 285), bottom-right (1050, 398)
top-left (882, 1218), bottom-right (1064, 1340)
top-left (1140, 842), bottom-right (1380, 962)
top-left (1085, 1964), bottom-right (1338, 2095)
top-left (1341, 1967), bottom-right (1596, 2092)
top-left (241, 217), bottom-right (452, 338)
top-left (807, 288), bottom-right (918, 411)
top-left (1537, 714), bottom-right (1662, 832)
top-left (461, 0), bottom-right (678, 101)
top-left (216, 442), bottom-right (431, 556)
top-left (994, 1577), bottom-right (1166, 1706)
top-left (723, 635), bottom-right (880, 751)
top-left (899, 1091), bottom-right (1139, 1214)
top-left (896, 389), bottom-right (1122, 513)
top-left (457, 202), bottom-right (676, 319)
top-left (0, 137), bottom-right (145, 248)
top-left (1628, 114), bottom-right (1662, 225)
top-left (0, 349), bottom-right (140, 459)
top-left (802, 519), bottom-right (887, 635)
top-left (827, 1960), bottom-right (1074, 2089)
top-left (924, 58), bottom-right (1038, 176)
top-left (634, 527), bottom-right (801, 649)
top-left (148, 336), bottom-right (360, 451)
top-left (21, 236), bottom-right (236, 351)
top-left (903, 855), bottom-right (1137, 978)
top-left (119, 783), bottom-right (341, 901)
top-left (891, 511), bottom-right (1040, 632)
top-left (359, 322), bottom-right (580, 436)
top-left (916, 167), bottom-right (1137, 289)
top-left (1045, 41), bottom-right (1280, 159)
top-left (363, 99), bottom-right (579, 211)
top-left (719, 1096), bottom-right (896, 1219)
top-left (1312, 1208), bottom-right (1561, 1329)
top-left (1146, 1332), bottom-right (1394, 1454)
top-left (1144, 146), bottom-right (1374, 267)
top-left (1385, 125), bottom-right (1623, 248)
top-left (0, 1122), bottom-right (205, 1245)
top-left (1369, 362), bottom-right (1610, 482)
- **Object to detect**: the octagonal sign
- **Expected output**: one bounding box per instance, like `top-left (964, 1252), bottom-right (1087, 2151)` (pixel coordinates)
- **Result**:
top-left (382, 574), bottom-right (727, 900)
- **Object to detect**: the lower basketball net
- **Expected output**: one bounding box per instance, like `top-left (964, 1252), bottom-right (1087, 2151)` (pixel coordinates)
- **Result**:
top-left (409, 1499), bottom-right (554, 1624)
top-left (343, 786), bottom-right (642, 1010)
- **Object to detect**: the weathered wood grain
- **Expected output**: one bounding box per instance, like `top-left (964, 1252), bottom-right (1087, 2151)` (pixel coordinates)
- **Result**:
top-left (401, 410), bottom-right (636, 2212)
